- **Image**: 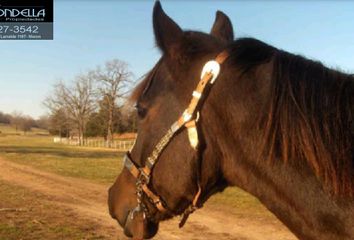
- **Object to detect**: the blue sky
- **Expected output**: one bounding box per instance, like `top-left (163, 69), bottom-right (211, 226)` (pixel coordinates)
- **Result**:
top-left (1, 0), bottom-right (354, 118)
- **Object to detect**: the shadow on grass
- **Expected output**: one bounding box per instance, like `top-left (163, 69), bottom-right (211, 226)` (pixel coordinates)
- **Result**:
top-left (0, 146), bottom-right (124, 159)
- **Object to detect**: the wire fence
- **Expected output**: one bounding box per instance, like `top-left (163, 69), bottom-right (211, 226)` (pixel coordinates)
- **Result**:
top-left (53, 137), bottom-right (135, 151)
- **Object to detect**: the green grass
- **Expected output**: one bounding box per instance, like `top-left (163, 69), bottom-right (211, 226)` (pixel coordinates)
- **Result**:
top-left (0, 123), bottom-right (49, 136)
top-left (0, 135), bottom-right (124, 184)
top-left (0, 124), bottom-right (19, 134)
top-left (0, 132), bottom-right (270, 218)
top-left (207, 187), bottom-right (272, 219)
top-left (0, 125), bottom-right (279, 239)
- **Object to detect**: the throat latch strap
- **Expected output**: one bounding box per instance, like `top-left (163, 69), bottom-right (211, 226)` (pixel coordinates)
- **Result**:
top-left (179, 183), bottom-right (202, 228)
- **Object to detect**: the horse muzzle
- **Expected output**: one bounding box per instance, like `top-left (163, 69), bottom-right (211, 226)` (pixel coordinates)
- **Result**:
top-left (124, 208), bottom-right (159, 239)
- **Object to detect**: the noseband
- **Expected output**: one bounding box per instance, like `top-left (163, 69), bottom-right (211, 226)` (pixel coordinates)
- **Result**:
top-left (123, 50), bottom-right (229, 227)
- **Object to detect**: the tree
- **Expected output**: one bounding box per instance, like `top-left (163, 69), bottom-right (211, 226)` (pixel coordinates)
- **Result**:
top-left (120, 105), bottom-right (137, 133)
top-left (85, 112), bottom-right (106, 137)
top-left (10, 111), bottom-right (24, 132)
top-left (44, 74), bottom-right (96, 145)
top-left (48, 108), bottom-right (72, 137)
top-left (18, 116), bottom-right (35, 135)
top-left (8, 113), bottom-right (35, 134)
top-left (0, 112), bottom-right (11, 124)
top-left (92, 59), bottom-right (133, 146)
top-left (36, 115), bottom-right (50, 130)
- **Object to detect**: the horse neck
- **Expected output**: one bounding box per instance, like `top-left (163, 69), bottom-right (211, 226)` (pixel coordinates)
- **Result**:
top-left (201, 62), bottom-right (354, 240)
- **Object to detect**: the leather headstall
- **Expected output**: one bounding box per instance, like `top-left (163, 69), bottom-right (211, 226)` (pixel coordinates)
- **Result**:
top-left (123, 50), bottom-right (229, 228)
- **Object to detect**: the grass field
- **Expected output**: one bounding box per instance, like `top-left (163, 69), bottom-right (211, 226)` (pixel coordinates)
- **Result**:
top-left (0, 124), bottom-right (274, 239)
top-left (0, 135), bottom-right (124, 184)
top-left (0, 124), bottom-right (264, 209)
top-left (0, 123), bottom-right (48, 136)
top-left (0, 124), bottom-right (266, 209)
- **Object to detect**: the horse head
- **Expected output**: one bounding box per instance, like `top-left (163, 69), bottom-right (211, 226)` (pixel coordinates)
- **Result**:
top-left (108, 1), bottom-right (234, 238)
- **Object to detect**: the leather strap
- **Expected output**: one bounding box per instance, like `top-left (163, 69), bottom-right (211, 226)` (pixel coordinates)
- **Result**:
top-left (124, 154), bottom-right (140, 178)
top-left (124, 154), bottom-right (168, 212)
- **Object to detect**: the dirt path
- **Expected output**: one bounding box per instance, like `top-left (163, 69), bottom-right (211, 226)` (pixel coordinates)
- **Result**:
top-left (0, 158), bottom-right (297, 240)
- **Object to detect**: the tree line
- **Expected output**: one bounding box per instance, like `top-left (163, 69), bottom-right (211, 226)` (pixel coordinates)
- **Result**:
top-left (43, 59), bottom-right (137, 146)
top-left (0, 111), bottom-right (48, 134)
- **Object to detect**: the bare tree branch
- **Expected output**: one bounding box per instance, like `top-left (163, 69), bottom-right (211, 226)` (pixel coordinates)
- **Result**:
top-left (91, 59), bottom-right (134, 146)
top-left (43, 74), bottom-right (97, 145)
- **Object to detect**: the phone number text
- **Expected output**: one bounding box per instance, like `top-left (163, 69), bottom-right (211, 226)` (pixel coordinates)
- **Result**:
top-left (0, 25), bottom-right (39, 34)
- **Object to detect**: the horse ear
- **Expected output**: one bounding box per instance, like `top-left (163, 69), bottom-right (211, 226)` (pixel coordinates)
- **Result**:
top-left (210, 11), bottom-right (234, 43)
top-left (153, 1), bottom-right (183, 54)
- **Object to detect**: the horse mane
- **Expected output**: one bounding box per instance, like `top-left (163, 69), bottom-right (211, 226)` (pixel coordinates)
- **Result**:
top-left (227, 38), bottom-right (354, 197)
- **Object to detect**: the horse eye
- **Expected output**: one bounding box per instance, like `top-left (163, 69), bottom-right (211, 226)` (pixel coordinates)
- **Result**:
top-left (135, 103), bottom-right (147, 118)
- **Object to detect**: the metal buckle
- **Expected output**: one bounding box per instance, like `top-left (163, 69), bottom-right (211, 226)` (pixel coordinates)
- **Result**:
top-left (200, 60), bottom-right (220, 84)
top-left (139, 169), bottom-right (150, 184)
top-left (129, 205), bottom-right (146, 220)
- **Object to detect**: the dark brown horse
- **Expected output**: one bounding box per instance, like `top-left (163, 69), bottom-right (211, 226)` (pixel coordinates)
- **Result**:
top-left (108, 1), bottom-right (354, 239)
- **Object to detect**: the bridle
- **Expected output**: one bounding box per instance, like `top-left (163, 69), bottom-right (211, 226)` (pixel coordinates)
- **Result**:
top-left (124, 51), bottom-right (229, 227)
top-left (123, 50), bottom-right (229, 228)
